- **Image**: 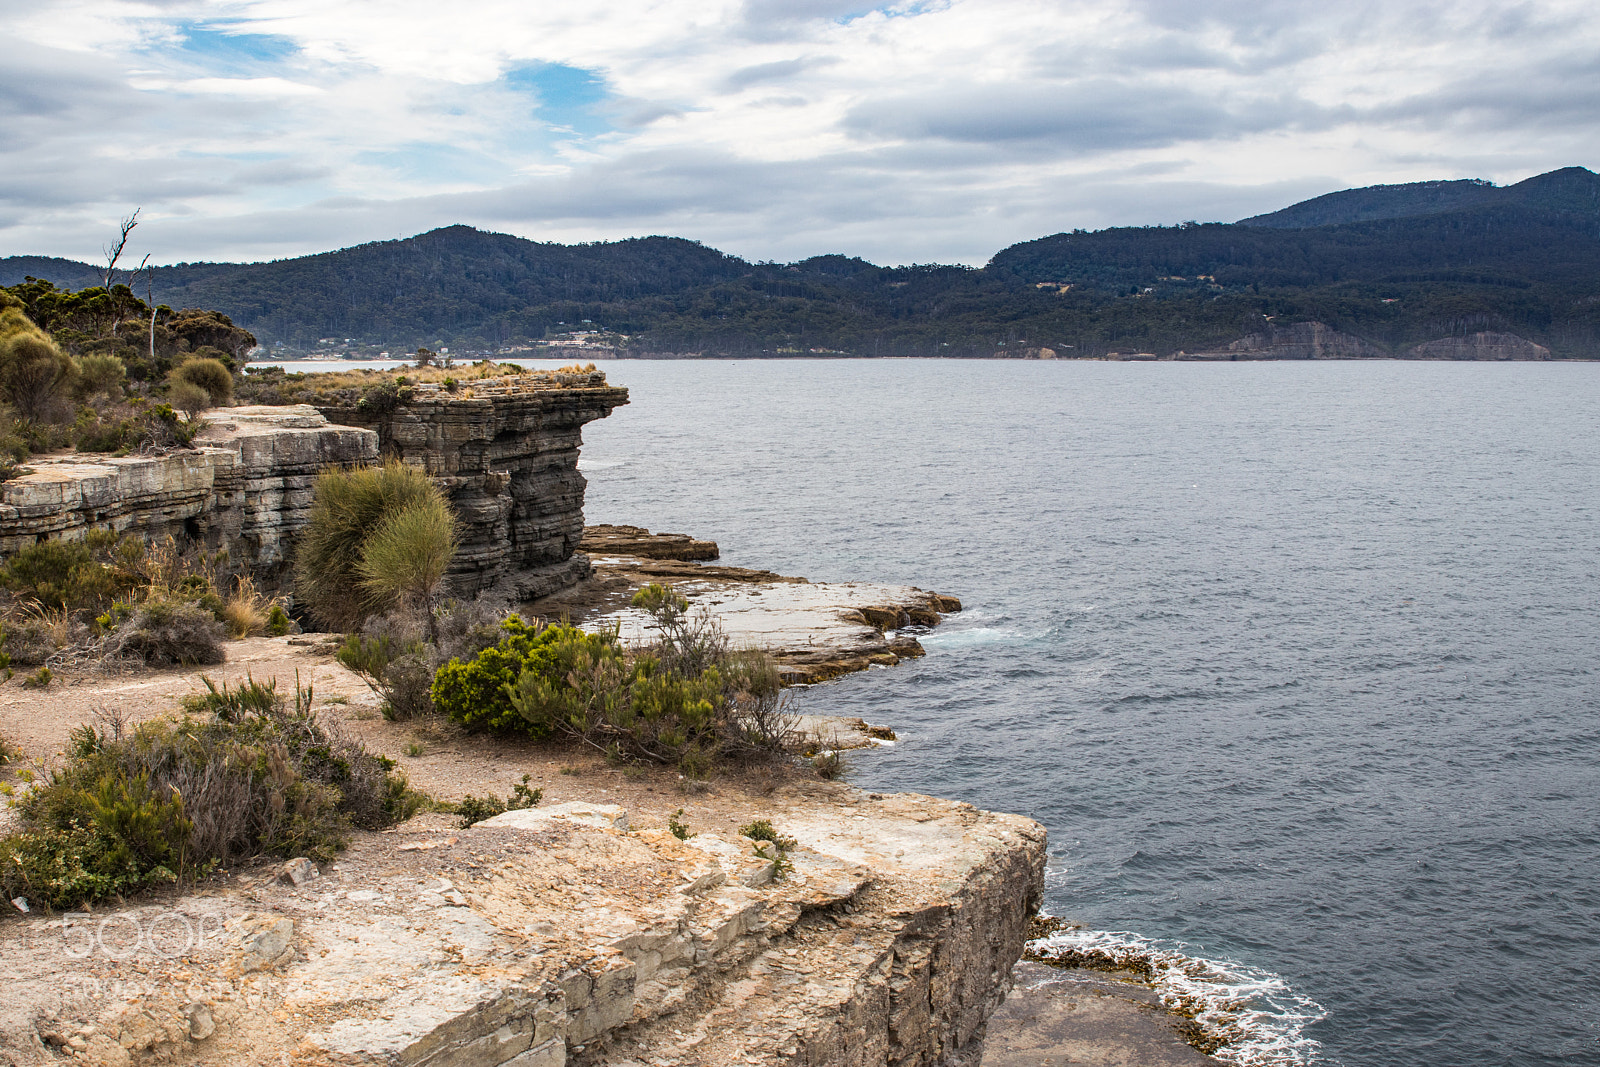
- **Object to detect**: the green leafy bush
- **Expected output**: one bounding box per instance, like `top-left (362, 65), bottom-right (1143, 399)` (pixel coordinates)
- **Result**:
top-left (339, 629), bottom-right (434, 720)
top-left (454, 774), bottom-right (542, 828)
top-left (431, 616), bottom-right (561, 733)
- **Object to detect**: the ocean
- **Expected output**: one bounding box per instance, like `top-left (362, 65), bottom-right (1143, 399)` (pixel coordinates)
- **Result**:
top-left (574, 358), bottom-right (1600, 1067)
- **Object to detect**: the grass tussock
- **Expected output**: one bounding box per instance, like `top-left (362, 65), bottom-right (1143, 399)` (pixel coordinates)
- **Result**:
top-left (294, 460), bottom-right (458, 633)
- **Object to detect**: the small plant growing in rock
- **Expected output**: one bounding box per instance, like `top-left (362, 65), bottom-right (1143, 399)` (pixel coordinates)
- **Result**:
top-left (404, 740), bottom-right (426, 757)
top-left (454, 774), bottom-right (542, 828)
top-left (21, 666), bottom-right (51, 690)
top-left (812, 750), bottom-right (847, 780)
top-left (668, 809), bottom-right (692, 840)
top-left (740, 819), bottom-right (797, 878)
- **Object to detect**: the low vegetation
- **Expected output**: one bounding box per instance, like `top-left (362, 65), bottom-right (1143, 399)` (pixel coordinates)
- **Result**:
top-left (0, 280), bottom-right (257, 460)
top-left (0, 682), bottom-right (423, 910)
top-left (234, 361), bottom-right (603, 409)
top-left (432, 584), bottom-right (795, 776)
top-left (0, 531), bottom-right (283, 669)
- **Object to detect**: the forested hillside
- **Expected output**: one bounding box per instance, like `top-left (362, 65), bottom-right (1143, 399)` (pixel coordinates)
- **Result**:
top-left (6, 167), bottom-right (1599, 358)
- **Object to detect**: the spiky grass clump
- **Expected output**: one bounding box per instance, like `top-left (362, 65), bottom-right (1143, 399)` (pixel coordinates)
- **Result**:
top-left (294, 461), bottom-right (458, 632)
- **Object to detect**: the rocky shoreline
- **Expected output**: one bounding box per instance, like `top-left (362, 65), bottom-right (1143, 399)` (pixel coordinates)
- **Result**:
top-left (529, 525), bottom-right (962, 685)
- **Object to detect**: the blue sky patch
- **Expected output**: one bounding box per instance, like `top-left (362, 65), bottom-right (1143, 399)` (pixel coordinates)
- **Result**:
top-left (503, 63), bottom-right (613, 138)
top-left (174, 22), bottom-right (302, 70)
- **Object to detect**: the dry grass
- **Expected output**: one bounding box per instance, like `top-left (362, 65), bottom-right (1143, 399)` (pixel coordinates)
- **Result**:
top-left (260, 361), bottom-right (602, 392)
top-left (221, 574), bottom-right (272, 638)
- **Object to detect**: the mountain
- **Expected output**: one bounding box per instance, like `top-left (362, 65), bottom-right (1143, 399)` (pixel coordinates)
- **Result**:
top-left (5, 167), bottom-right (1600, 358)
top-left (1238, 167), bottom-right (1600, 228)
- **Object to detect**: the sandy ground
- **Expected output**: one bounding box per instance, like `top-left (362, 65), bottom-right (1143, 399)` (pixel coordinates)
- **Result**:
top-left (0, 634), bottom-right (874, 842)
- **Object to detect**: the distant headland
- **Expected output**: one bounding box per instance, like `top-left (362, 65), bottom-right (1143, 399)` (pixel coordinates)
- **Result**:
top-left (6, 166), bottom-right (1599, 361)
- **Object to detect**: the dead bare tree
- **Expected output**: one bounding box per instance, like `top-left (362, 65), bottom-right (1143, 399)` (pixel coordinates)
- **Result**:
top-left (101, 208), bottom-right (141, 290)
top-left (136, 253), bottom-right (156, 361)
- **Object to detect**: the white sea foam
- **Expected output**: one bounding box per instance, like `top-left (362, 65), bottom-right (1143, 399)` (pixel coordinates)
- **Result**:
top-left (917, 626), bottom-right (1025, 648)
top-left (1029, 926), bottom-right (1327, 1067)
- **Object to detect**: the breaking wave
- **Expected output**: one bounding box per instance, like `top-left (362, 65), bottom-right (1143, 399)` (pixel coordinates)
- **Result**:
top-left (1028, 924), bottom-right (1328, 1067)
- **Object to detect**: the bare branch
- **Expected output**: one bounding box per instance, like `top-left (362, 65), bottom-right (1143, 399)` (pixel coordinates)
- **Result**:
top-left (101, 207), bottom-right (141, 289)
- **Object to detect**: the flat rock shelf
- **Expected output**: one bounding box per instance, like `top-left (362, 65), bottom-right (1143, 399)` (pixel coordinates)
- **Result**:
top-left (527, 525), bottom-right (962, 685)
top-left (0, 791), bottom-right (1044, 1067)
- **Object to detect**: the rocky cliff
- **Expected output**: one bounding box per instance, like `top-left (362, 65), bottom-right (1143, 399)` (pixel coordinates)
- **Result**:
top-left (0, 790), bottom-right (1045, 1067)
top-left (0, 406), bottom-right (377, 591)
top-left (312, 373), bottom-right (628, 599)
top-left (1180, 320), bottom-right (1389, 360)
top-left (1404, 331), bottom-right (1551, 360)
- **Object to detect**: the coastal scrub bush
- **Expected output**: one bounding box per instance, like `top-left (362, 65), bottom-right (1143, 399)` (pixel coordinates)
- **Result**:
top-left (339, 625), bottom-right (434, 721)
top-left (169, 357), bottom-right (233, 407)
top-left (74, 353), bottom-right (126, 403)
top-left (435, 604), bottom-right (794, 772)
top-left (294, 461), bottom-right (458, 632)
top-left (0, 533), bottom-right (135, 613)
top-left (431, 616), bottom-right (560, 733)
top-left (0, 685), bottom-right (422, 910)
top-left (454, 774), bottom-right (541, 828)
top-left (166, 380), bottom-right (211, 416)
top-left (0, 310), bottom-right (78, 422)
top-left (102, 598), bottom-right (225, 666)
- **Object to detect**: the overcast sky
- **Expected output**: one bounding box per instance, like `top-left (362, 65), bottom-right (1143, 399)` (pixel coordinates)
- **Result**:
top-left (4, 0), bottom-right (1597, 267)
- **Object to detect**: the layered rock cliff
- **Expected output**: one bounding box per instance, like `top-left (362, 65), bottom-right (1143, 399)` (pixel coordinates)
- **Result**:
top-left (0, 406), bottom-right (377, 591)
top-left (1404, 331), bottom-right (1551, 360)
top-left (0, 789), bottom-right (1046, 1067)
top-left (312, 373), bottom-right (629, 599)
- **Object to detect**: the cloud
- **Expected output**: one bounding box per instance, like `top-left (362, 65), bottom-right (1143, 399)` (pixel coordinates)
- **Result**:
top-left (2, 0), bottom-right (1598, 267)
top-left (844, 81), bottom-right (1318, 150)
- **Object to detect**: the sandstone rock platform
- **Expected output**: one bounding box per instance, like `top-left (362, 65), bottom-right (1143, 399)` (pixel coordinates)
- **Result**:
top-left (526, 526), bottom-right (961, 685)
top-left (0, 789), bottom-right (1044, 1067)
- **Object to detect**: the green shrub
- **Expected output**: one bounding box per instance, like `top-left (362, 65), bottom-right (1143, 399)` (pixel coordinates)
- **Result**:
top-left (0, 313), bottom-right (78, 422)
top-left (180, 674), bottom-right (281, 721)
top-left (454, 774), bottom-right (541, 828)
top-left (267, 602), bottom-right (292, 636)
top-left (167, 380), bottom-right (211, 416)
top-left (170, 357), bottom-right (233, 406)
top-left (431, 616), bottom-right (561, 733)
top-left (0, 691), bottom-right (423, 910)
top-left (631, 582), bottom-right (728, 676)
top-left (0, 535), bottom-right (135, 612)
top-left (22, 666), bottom-right (51, 689)
top-left (339, 629), bottom-right (435, 720)
top-left (75, 353), bottom-right (126, 401)
top-left (503, 625), bottom-right (633, 741)
top-left (294, 461), bottom-right (458, 632)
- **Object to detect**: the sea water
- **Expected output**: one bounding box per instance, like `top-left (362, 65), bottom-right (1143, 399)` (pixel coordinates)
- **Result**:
top-left (575, 358), bottom-right (1600, 1067)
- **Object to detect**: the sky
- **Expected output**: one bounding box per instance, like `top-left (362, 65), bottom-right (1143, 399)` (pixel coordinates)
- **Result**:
top-left (3, 0), bottom-right (1598, 267)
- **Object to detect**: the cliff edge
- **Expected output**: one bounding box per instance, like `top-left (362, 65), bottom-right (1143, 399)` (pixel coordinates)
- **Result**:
top-left (0, 783), bottom-right (1044, 1067)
